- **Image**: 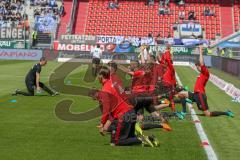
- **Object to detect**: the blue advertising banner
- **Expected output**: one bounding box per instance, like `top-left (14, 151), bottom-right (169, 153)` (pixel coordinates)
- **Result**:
top-left (35, 15), bottom-right (57, 32)
top-left (0, 49), bottom-right (42, 60)
top-left (114, 41), bottom-right (135, 53)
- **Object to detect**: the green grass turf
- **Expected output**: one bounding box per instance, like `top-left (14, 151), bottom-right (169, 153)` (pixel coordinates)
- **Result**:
top-left (176, 66), bottom-right (240, 160)
top-left (0, 61), bottom-right (208, 160)
top-left (209, 67), bottom-right (240, 89)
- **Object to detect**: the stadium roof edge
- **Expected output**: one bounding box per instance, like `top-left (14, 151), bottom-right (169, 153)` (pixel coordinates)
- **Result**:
top-left (210, 31), bottom-right (240, 48)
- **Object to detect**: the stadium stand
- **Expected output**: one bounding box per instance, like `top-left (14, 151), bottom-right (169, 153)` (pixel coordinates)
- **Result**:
top-left (72, 0), bottom-right (88, 34)
top-left (0, 0), bottom-right (28, 29)
top-left (84, 0), bottom-right (222, 39)
top-left (56, 0), bottom-right (72, 38)
top-left (233, 0), bottom-right (240, 32)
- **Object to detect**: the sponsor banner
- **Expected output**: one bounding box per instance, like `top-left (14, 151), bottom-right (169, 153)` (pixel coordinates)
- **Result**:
top-left (150, 46), bottom-right (194, 55)
top-left (53, 41), bottom-right (105, 52)
top-left (180, 22), bottom-right (202, 38)
top-left (0, 49), bottom-right (42, 60)
top-left (0, 40), bottom-right (29, 49)
top-left (173, 55), bottom-right (198, 62)
top-left (97, 36), bottom-right (123, 44)
top-left (58, 50), bottom-right (138, 61)
top-left (97, 36), bottom-right (155, 46)
top-left (0, 28), bottom-right (29, 39)
top-left (35, 15), bottom-right (57, 32)
top-left (114, 41), bottom-right (135, 53)
top-left (182, 39), bottom-right (209, 47)
top-left (59, 35), bottom-right (97, 44)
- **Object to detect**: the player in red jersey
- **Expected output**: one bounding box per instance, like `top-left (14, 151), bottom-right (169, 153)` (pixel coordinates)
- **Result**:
top-left (160, 45), bottom-right (177, 111)
top-left (118, 58), bottom-right (172, 131)
top-left (90, 66), bottom-right (156, 146)
top-left (178, 46), bottom-right (234, 117)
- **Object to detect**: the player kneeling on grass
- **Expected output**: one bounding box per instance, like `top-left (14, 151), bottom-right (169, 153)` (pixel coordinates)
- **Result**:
top-left (89, 66), bottom-right (159, 147)
top-left (177, 46), bottom-right (233, 117)
top-left (12, 57), bottom-right (58, 96)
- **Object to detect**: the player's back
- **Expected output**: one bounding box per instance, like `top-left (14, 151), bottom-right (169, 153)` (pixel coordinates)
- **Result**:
top-left (26, 63), bottom-right (41, 81)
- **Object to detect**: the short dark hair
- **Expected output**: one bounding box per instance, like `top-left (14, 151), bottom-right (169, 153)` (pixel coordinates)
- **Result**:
top-left (195, 60), bottom-right (201, 66)
top-left (107, 61), bottom-right (118, 71)
top-left (97, 44), bottom-right (100, 48)
top-left (99, 66), bottom-right (110, 79)
top-left (40, 57), bottom-right (46, 61)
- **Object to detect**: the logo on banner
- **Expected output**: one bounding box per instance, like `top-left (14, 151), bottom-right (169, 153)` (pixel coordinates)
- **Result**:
top-left (0, 28), bottom-right (28, 39)
top-left (0, 49), bottom-right (42, 60)
top-left (60, 35), bottom-right (97, 44)
top-left (35, 15), bottom-right (57, 32)
top-left (114, 41), bottom-right (134, 53)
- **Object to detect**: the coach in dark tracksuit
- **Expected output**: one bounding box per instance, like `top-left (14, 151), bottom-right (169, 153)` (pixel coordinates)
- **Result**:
top-left (13, 57), bottom-right (57, 96)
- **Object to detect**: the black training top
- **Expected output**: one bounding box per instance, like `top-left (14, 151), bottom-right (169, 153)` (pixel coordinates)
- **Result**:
top-left (25, 63), bottom-right (41, 81)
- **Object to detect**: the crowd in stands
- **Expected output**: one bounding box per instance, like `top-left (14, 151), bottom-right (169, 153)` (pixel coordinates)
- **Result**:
top-left (31, 0), bottom-right (65, 20)
top-left (0, 0), bottom-right (28, 28)
top-left (107, 0), bottom-right (216, 22)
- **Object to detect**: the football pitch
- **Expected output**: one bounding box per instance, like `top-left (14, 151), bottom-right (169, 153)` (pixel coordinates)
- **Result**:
top-left (0, 60), bottom-right (239, 160)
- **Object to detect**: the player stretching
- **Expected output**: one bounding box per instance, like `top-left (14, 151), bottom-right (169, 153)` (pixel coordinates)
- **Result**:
top-left (178, 46), bottom-right (234, 117)
top-left (12, 57), bottom-right (58, 96)
top-left (94, 66), bottom-right (158, 147)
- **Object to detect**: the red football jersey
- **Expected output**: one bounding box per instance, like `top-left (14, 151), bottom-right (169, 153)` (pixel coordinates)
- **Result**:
top-left (194, 65), bottom-right (210, 93)
top-left (99, 79), bottom-right (131, 124)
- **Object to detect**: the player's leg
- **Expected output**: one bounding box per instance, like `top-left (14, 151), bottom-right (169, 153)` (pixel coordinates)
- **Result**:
top-left (13, 80), bottom-right (34, 96)
top-left (39, 82), bottom-right (56, 96)
top-left (177, 91), bottom-right (195, 113)
top-left (92, 58), bottom-right (97, 76)
top-left (195, 93), bottom-right (233, 117)
top-left (114, 110), bottom-right (142, 146)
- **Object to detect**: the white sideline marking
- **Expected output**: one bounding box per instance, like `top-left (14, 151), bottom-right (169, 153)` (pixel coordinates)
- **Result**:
top-left (175, 73), bottom-right (218, 160)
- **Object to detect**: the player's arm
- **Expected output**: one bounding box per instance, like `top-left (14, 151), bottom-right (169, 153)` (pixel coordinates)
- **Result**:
top-left (99, 92), bottom-right (111, 135)
top-left (99, 49), bottom-right (103, 58)
top-left (36, 72), bottom-right (41, 90)
top-left (199, 46), bottom-right (204, 66)
top-left (140, 50), bottom-right (146, 64)
top-left (118, 64), bottom-right (138, 76)
top-left (198, 46), bottom-right (209, 75)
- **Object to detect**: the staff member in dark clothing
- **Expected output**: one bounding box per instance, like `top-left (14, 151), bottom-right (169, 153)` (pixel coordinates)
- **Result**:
top-left (12, 57), bottom-right (58, 96)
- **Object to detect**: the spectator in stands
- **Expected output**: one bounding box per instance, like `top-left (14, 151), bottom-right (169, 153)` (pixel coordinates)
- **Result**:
top-left (49, 0), bottom-right (57, 8)
top-left (179, 10), bottom-right (185, 20)
top-left (30, 0), bottom-right (35, 6)
top-left (159, 0), bottom-right (164, 7)
top-left (178, 0), bottom-right (185, 5)
top-left (159, 6), bottom-right (165, 15)
top-left (59, 3), bottom-right (65, 16)
top-left (155, 34), bottom-right (164, 45)
top-left (108, 0), bottom-right (119, 9)
top-left (32, 29), bottom-right (37, 47)
top-left (167, 32), bottom-right (171, 38)
top-left (188, 10), bottom-right (195, 20)
top-left (165, 0), bottom-right (169, 7)
top-left (0, 0), bottom-right (26, 28)
top-left (164, 7), bottom-right (170, 15)
top-left (34, 8), bottom-right (40, 17)
top-left (146, 0), bottom-right (154, 6)
top-left (204, 7), bottom-right (215, 16)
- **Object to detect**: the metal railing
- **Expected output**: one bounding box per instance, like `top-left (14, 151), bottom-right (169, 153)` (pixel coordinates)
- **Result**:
top-left (67, 0), bottom-right (78, 34)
